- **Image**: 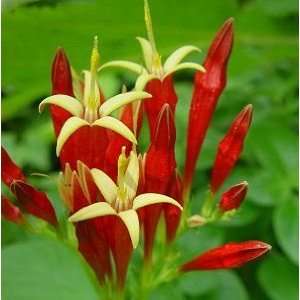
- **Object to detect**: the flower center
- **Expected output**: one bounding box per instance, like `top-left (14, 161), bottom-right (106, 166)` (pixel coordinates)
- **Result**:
top-left (112, 148), bottom-right (132, 212)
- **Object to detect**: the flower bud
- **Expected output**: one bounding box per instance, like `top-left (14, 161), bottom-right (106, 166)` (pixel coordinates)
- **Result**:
top-left (181, 240), bottom-right (271, 271)
top-left (219, 181), bottom-right (248, 212)
top-left (183, 18), bottom-right (234, 195)
top-left (1, 147), bottom-right (25, 187)
top-left (210, 104), bottom-right (253, 193)
top-left (51, 48), bottom-right (74, 136)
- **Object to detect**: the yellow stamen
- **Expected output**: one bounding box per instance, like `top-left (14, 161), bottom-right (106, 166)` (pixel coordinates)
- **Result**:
top-left (144, 0), bottom-right (162, 74)
top-left (85, 36), bottom-right (100, 121)
top-left (117, 147), bottom-right (129, 192)
top-left (144, 0), bottom-right (157, 53)
top-left (90, 36), bottom-right (100, 74)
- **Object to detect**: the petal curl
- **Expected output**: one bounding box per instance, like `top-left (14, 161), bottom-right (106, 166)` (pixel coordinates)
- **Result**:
top-left (163, 62), bottom-right (205, 79)
top-left (99, 91), bottom-right (151, 117)
top-left (93, 116), bottom-right (137, 144)
top-left (164, 45), bottom-right (200, 72)
top-left (133, 193), bottom-right (182, 210)
top-left (39, 95), bottom-right (83, 117)
top-left (98, 60), bottom-right (146, 74)
top-left (69, 202), bottom-right (117, 222)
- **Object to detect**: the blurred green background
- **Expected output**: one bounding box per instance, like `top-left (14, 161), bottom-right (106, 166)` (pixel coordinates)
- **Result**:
top-left (2, 0), bottom-right (298, 299)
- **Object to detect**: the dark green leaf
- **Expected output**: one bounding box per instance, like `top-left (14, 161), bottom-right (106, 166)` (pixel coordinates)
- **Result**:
top-left (2, 237), bottom-right (99, 300)
top-left (258, 252), bottom-right (298, 300)
top-left (273, 199), bottom-right (298, 264)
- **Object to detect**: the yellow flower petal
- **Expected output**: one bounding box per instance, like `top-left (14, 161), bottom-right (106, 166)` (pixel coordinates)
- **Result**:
top-left (124, 151), bottom-right (139, 201)
top-left (119, 209), bottom-right (140, 248)
top-left (163, 45), bottom-right (201, 73)
top-left (39, 95), bottom-right (83, 117)
top-left (93, 116), bottom-right (137, 144)
top-left (56, 117), bottom-right (89, 156)
top-left (163, 62), bottom-right (206, 79)
top-left (136, 37), bottom-right (153, 71)
top-left (71, 67), bottom-right (84, 102)
top-left (99, 91), bottom-right (151, 117)
top-left (133, 193), bottom-right (183, 210)
top-left (68, 202), bottom-right (117, 222)
top-left (98, 60), bottom-right (146, 74)
top-left (90, 168), bottom-right (117, 204)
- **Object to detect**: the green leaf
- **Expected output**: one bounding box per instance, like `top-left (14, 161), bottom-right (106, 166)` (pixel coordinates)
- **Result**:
top-left (2, 237), bottom-right (99, 300)
top-left (149, 281), bottom-right (184, 300)
top-left (273, 199), bottom-right (298, 264)
top-left (257, 0), bottom-right (298, 17)
top-left (203, 271), bottom-right (249, 300)
top-left (1, 221), bottom-right (30, 246)
top-left (258, 252), bottom-right (298, 300)
top-left (178, 271), bottom-right (217, 297)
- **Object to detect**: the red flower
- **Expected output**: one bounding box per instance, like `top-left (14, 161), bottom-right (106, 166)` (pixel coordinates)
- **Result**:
top-left (63, 153), bottom-right (181, 289)
top-left (183, 18), bottom-right (234, 196)
top-left (181, 240), bottom-right (271, 271)
top-left (98, 0), bottom-right (204, 141)
top-left (40, 39), bottom-right (149, 171)
top-left (2, 2), bottom-right (272, 293)
top-left (210, 105), bottom-right (253, 193)
top-left (219, 181), bottom-right (248, 212)
top-left (1, 147), bottom-right (58, 227)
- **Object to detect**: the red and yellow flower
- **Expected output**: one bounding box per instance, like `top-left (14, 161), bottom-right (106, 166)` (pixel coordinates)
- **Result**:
top-left (1, 1), bottom-right (271, 298)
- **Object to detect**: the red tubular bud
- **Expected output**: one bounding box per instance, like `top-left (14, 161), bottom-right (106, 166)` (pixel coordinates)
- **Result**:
top-left (143, 104), bottom-right (177, 261)
top-left (219, 181), bottom-right (248, 212)
top-left (183, 19), bottom-right (234, 194)
top-left (145, 104), bottom-right (176, 192)
top-left (11, 181), bottom-right (58, 227)
top-left (144, 76), bottom-right (177, 141)
top-left (181, 240), bottom-right (271, 272)
top-left (1, 195), bottom-right (24, 224)
top-left (164, 172), bottom-right (183, 243)
top-left (1, 147), bottom-right (25, 187)
top-left (51, 48), bottom-right (74, 95)
top-left (210, 105), bottom-right (253, 193)
top-left (50, 48), bottom-right (74, 136)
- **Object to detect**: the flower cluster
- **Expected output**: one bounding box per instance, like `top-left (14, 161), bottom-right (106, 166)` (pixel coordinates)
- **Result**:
top-left (2, 1), bottom-right (271, 298)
